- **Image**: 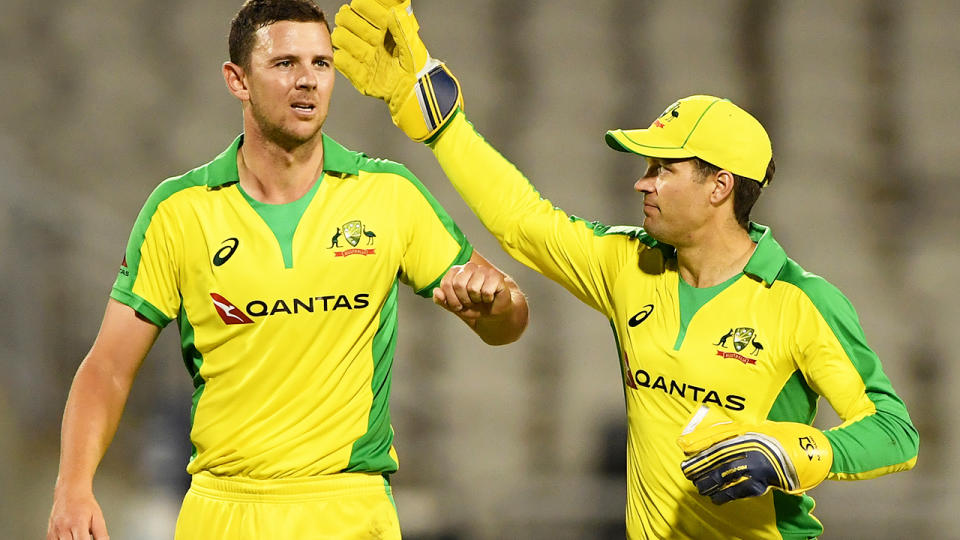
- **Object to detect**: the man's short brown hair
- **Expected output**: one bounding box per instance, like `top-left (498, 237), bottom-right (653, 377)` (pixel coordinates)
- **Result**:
top-left (229, 0), bottom-right (329, 69)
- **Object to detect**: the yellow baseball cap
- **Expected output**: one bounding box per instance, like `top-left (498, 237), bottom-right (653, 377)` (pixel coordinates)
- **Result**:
top-left (605, 95), bottom-right (772, 183)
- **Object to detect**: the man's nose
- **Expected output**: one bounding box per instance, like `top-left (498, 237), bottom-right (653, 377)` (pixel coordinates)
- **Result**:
top-left (634, 176), bottom-right (654, 193)
top-left (296, 68), bottom-right (318, 90)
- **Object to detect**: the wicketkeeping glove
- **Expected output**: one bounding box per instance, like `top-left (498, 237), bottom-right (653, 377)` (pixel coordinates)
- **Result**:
top-left (677, 405), bottom-right (833, 505)
top-left (331, 0), bottom-right (462, 142)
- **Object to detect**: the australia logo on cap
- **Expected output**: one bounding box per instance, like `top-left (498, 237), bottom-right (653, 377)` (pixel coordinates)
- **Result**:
top-left (653, 101), bottom-right (681, 128)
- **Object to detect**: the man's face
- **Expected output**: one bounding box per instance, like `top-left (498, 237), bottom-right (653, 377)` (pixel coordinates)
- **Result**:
top-left (633, 158), bottom-right (715, 246)
top-left (242, 21), bottom-right (334, 149)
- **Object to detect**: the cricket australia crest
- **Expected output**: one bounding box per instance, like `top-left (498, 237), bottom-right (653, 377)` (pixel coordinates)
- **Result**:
top-left (732, 327), bottom-right (755, 352)
top-left (329, 219), bottom-right (377, 257)
top-left (342, 220), bottom-right (363, 246)
top-left (714, 327), bottom-right (764, 365)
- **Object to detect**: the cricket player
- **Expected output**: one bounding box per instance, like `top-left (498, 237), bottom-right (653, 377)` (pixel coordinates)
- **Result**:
top-left (331, 2), bottom-right (920, 538)
top-left (46, 1), bottom-right (529, 538)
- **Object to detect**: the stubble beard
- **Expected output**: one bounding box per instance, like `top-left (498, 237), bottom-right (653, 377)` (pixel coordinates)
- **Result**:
top-left (249, 96), bottom-right (322, 152)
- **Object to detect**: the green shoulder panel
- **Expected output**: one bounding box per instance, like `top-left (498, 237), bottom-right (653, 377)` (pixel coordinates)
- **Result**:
top-left (110, 168), bottom-right (212, 327)
top-left (776, 259), bottom-right (919, 475)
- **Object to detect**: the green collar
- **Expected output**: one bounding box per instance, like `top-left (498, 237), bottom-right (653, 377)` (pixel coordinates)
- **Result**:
top-left (203, 133), bottom-right (361, 188)
top-left (742, 222), bottom-right (787, 285)
top-left (638, 221), bottom-right (787, 285)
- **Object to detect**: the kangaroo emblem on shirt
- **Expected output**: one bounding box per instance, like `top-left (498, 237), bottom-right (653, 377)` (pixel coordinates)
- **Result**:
top-left (714, 329), bottom-right (734, 347)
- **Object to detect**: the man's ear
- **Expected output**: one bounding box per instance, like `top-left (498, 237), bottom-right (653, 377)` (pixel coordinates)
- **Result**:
top-left (223, 62), bottom-right (249, 101)
top-left (710, 169), bottom-right (736, 205)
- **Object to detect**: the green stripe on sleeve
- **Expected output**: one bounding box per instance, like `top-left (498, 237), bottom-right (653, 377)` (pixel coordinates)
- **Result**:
top-left (781, 263), bottom-right (919, 475)
top-left (109, 288), bottom-right (172, 327)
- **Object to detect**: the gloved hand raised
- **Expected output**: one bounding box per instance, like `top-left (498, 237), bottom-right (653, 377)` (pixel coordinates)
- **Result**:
top-left (331, 0), bottom-right (462, 142)
top-left (677, 405), bottom-right (833, 505)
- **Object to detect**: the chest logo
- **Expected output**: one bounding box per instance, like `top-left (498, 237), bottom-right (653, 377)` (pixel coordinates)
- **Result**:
top-left (210, 293), bottom-right (254, 325)
top-left (213, 237), bottom-right (239, 266)
top-left (329, 220), bottom-right (377, 257)
top-left (628, 304), bottom-right (655, 327)
top-left (714, 327), bottom-right (764, 365)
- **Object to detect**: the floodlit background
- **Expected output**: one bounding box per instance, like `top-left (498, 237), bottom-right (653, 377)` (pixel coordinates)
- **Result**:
top-left (2, 0), bottom-right (957, 538)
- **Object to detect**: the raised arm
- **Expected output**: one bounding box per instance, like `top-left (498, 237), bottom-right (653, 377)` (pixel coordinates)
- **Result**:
top-left (332, 2), bottom-right (640, 315)
top-left (48, 299), bottom-right (161, 540)
top-left (432, 251), bottom-right (528, 345)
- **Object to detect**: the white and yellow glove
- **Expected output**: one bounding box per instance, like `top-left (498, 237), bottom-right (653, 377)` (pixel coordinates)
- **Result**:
top-left (331, 0), bottom-right (462, 142)
top-left (677, 406), bottom-right (833, 505)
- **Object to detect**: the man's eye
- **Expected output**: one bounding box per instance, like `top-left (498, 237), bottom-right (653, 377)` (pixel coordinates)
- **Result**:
top-left (314, 59), bottom-right (329, 67)
top-left (277, 60), bottom-right (291, 67)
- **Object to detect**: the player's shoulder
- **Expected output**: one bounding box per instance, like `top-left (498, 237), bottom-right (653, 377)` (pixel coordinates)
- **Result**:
top-left (138, 140), bottom-right (239, 219)
top-left (776, 257), bottom-right (854, 314)
top-left (569, 217), bottom-right (662, 248)
top-left (353, 152), bottom-right (418, 184)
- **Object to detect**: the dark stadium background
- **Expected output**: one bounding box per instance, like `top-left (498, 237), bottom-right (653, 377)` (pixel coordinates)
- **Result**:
top-left (2, 1), bottom-right (955, 538)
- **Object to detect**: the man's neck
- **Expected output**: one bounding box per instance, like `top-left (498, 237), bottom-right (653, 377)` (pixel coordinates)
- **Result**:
top-left (675, 222), bottom-right (756, 288)
top-left (237, 127), bottom-right (325, 204)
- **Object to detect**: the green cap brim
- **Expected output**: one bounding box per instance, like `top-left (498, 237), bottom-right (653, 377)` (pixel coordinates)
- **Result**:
top-left (604, 130), bottom-right (695, 160)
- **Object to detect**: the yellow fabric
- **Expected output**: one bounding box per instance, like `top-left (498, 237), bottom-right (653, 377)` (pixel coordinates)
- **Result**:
top-left (114, 136), bottom-right (469, 480)
top-left (175, 472), bottom-right (400, 540)
top-left (605, 95), bottom-right (772, 182)
top-left (430, 113), bottom-right (908, 539)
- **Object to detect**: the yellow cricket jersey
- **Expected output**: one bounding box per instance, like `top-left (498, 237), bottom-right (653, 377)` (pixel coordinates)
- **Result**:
top-left (111, 133), bottom-right (472, 479)
top-left (431, 112), bottom-right (918, 539)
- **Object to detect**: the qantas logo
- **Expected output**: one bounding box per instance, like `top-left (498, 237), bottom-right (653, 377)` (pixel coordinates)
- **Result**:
top-left (209, 292), bottom-right (370, 325)
top-left (627, 368), bottom-right (746, 411)
top-left (210, 293), bottom-right (254, 324)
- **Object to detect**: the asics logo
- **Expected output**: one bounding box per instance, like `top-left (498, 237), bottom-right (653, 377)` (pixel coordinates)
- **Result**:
top-left (213, 238), bottom-right (239, 266)
top-left (628, 304), bottom-right (655, 327)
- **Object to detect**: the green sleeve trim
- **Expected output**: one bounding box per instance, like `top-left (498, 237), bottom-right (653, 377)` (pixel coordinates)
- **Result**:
top-left (415, 241), bottom-right (474, 298)
top-left (779, 261), bottom-right (919, 475)
top-left (109, 287), bottom-right (172, 328)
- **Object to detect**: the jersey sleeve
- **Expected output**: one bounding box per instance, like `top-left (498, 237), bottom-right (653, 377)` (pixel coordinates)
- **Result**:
top-left (791, 279), bottom-right (919, 480)
top-left (110, 181), bottom-right (183, 326)
top-left (430, 111), bottom-right (642, 315)
top-left (386, 164), bottom-right (473, 297)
